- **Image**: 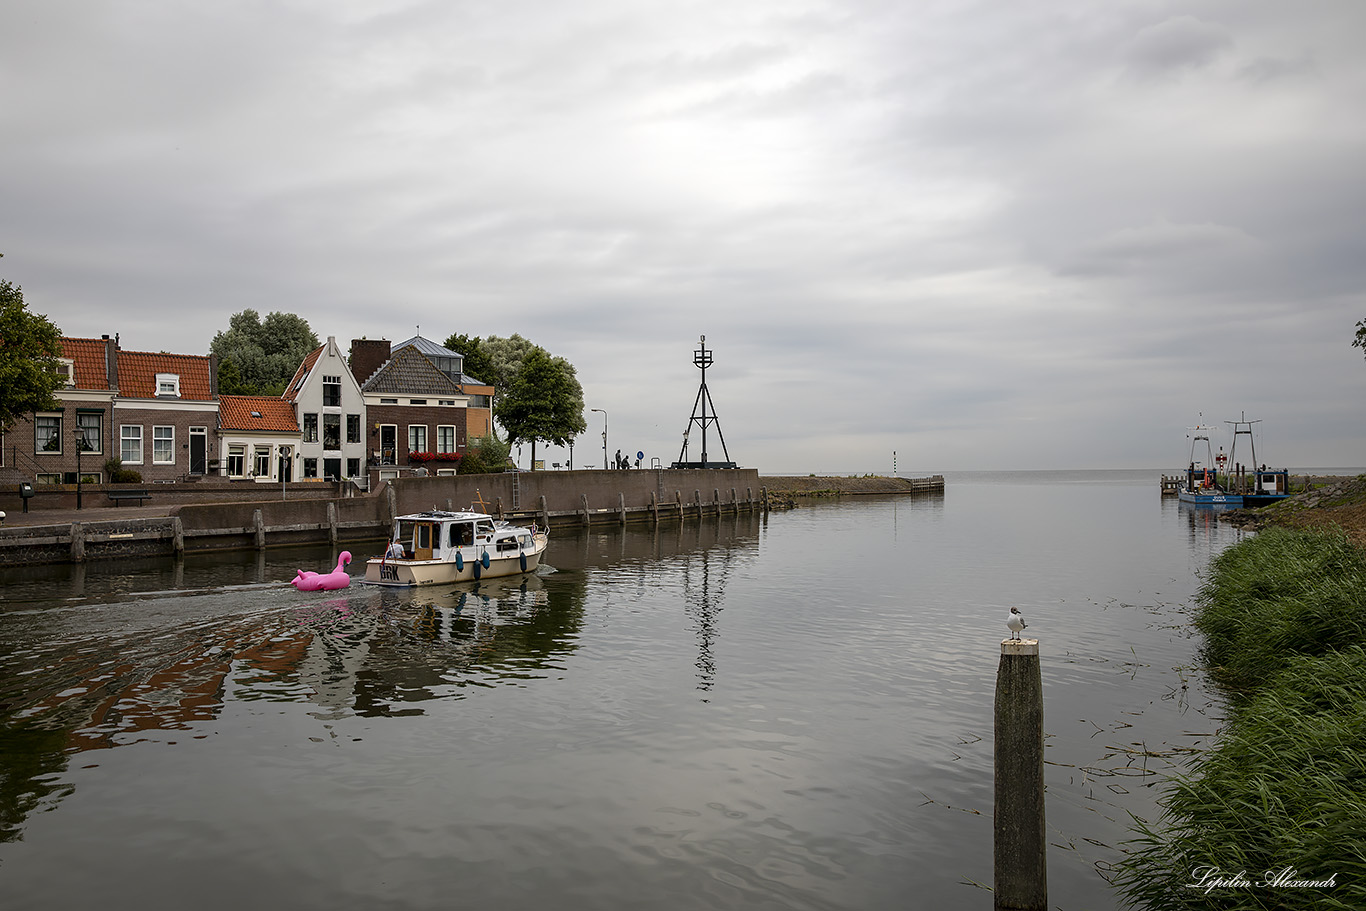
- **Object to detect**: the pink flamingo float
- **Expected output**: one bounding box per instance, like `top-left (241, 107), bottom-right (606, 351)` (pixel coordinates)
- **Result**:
top-left (291, 551), bottom-right (352, 591)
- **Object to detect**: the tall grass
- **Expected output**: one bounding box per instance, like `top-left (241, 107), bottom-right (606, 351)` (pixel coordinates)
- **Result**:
top-left (1114, 528), bottom-right (1366, 910)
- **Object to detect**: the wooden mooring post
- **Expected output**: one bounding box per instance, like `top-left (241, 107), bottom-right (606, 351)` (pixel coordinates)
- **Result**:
top-left (994, 637), bottom-right (1047, 910)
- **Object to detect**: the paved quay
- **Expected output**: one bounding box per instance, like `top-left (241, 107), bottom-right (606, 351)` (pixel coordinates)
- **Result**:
top-left (1, 504), bottom-right (176, 528)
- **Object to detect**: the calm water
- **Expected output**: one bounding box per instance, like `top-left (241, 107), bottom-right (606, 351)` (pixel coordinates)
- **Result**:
top-left (1, 470), bottom-right (1245, 910)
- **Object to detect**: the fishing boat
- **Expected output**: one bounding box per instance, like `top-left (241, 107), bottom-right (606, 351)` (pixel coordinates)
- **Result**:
top-left (365, 510), bottom-right (548, 586)
top-left (1178, 415), bottom-right (1291, 508)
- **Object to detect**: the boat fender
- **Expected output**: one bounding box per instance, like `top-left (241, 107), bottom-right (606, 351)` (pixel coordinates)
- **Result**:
top-left (473, 560), bottom-right (481, 580)
top-left (519, 552), bottom-right (527, 573)
top-left (455, 552), bottom-right (464, 572)
top-left (481, 551), bottom-right (490, 569)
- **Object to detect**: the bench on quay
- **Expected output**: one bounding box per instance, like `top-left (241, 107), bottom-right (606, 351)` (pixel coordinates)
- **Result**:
top-left (107, 490), bottom-right (152, 506)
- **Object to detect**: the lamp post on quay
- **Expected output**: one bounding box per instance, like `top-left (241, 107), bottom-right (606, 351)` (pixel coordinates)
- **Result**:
top-left (591, 408), bottom-right (608, 469)
top-left (74, 426), bottom-right (83, 510)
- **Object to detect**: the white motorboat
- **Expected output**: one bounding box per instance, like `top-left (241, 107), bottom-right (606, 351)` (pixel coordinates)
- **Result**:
top-left (365, 510), bottom-right (548, 586)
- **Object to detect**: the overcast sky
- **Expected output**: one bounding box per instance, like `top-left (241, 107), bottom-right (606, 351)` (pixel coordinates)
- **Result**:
top-left (4, 0), bottom-right (1364, 473)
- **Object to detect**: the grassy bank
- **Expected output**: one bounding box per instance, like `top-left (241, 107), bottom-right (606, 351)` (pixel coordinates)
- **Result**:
top-left (1114, 527), bottom-right (1366, 910)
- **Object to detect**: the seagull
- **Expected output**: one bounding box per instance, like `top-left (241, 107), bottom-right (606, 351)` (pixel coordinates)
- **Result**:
top-left (1006, 606), bottom-right (1027, 640)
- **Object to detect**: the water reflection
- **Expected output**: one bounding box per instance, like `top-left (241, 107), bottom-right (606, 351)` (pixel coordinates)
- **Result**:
top-left (0, 515), bottom-right (765, 844)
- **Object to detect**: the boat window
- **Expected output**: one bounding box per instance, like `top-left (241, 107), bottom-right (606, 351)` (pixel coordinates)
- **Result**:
top-left (475, 520), bottom-right (495, 539)
top-left (451, 523), bottom-right (474, 547)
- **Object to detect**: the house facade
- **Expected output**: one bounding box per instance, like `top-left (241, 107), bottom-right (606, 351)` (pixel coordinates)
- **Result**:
top-left (113, 348), bottom-right (219, 482)
top-left (351, 336), bottom-right (484, 485)
top-left (217, 396), bottom-right (302, 482)
top-left (282, 336), bottom-right (367, 484)
top-left (6, 335), bottom-right (217, 484)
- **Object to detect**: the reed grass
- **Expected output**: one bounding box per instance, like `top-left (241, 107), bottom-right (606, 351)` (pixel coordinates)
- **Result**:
top-left (1114, 528), bottom-right (1366, 909)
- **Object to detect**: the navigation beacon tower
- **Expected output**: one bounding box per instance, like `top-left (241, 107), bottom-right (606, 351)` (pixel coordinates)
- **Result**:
top-left (671, 335), bottom-right (736, 469)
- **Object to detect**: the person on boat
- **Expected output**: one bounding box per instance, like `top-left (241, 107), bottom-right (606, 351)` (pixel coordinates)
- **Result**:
top-left (387, 539), bottom-right (405, 560)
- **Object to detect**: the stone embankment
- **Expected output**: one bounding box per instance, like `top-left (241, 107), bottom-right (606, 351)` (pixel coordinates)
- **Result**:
top-left (1224, 474), bottom-right (1366, 546)
top-left (759, 475), bottom-right (945, 498)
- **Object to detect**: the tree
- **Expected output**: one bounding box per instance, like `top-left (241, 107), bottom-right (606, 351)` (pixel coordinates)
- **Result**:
top-left (495, 347), bottom-right (587, 469)
top-left (1354, 319), bottom-right (1366, 359)
top-left (210, 309), bottom-right (320, 396)
top-left (0, 279), bottom-right (64, 433)
top-left (442, 333), bottom-right (496, 389)
top-left (457, 433), bottom-right (512, 474)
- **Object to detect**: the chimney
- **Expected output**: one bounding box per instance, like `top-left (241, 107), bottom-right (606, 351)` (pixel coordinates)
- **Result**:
top-left (349, 338), bottom-right (391, 387)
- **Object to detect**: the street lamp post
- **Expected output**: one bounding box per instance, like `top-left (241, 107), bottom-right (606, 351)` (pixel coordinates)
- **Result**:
top-left (591, 408), bottom-right (608, 469)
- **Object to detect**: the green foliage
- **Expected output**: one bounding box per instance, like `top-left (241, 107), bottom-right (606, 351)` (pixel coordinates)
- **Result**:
top-left (1114, 528), bottom-right (1366, 910)
top-left (209, 309), bottom-right (319, 396)
top-left (1115, 648), bottom-right (1366, 910)
top-left (457, 434), bottom-right (512, 474)
top-left (0, 279), bottom-right (63, 433)
top-left (103, 457), bottom-right (142, 484)
top-left (1193, 527), bottom-right (1366, 696)
top-left (495, 347), bottom-right (588, 455)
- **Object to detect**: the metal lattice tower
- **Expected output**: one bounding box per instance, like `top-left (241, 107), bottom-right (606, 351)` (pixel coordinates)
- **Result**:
top-left (674, 335), bottom-right (735, 469)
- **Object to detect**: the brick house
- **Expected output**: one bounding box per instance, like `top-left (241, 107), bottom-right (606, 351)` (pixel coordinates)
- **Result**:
top-left (5, 335), bottom-right (217, 484)
top-left (350, 336), bottom-right (493, 486)
top-left (113, 348), bottom-right (219, 482)
top-left (217, 396), bottom-right (302, 482)
top-left (281, 336), bottom-right (368, 484)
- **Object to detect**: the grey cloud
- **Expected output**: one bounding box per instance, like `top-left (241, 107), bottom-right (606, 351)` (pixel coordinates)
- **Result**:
top-left (1124, 16), bottom-right (1232, 78)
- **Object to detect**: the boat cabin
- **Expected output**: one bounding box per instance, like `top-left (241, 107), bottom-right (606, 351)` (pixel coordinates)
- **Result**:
top-left (389, 511), bottom-right (534, 562)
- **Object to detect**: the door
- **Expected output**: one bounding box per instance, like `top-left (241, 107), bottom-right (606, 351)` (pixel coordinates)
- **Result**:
top-left (380, 425), bottom-right (397, 464)
top-left (324, 458), bottom-right (341, 481)
top-left (278, 447), bottom-right (293, 482)
top-left (415, 523), bottom-right (434, 561)
top-left (189, 427), bottom-right (207, 474)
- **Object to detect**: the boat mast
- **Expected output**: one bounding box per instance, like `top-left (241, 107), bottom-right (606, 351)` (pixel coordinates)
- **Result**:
top-left (1226, 412), bottom-right (1262, 493)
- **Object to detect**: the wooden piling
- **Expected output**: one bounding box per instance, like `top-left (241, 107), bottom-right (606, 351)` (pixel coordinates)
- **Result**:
top-left (327, 502), bottom-right (338, 546)
top-left (994, 637), bottom-right (1047, 911)
top-left (650, 491), bottom-right (659, 524)
top-left (172, 516), bottom-right (185, 556)
top-left (253, 509), bottom-right (265, 550)
top-left (619, 492), bottom-right (626, 524)
top-left (70, 522), bottom-right (85, 563)
top-left (581, 494), bottom-right (590, 526)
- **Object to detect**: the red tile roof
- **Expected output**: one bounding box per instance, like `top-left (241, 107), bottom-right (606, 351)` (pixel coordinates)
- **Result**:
top-left (58, 337), bottom-right (115, 390)
top-left (282, 345), bottom-right (324, 403)
top-left (219, 396), bottom-right (300, 433)
top-left (117, 349), bottom-right (216, 400)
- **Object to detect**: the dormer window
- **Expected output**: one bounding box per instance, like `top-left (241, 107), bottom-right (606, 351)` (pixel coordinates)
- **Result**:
top-left (156, 373), bottom-right (181, 397)
top-left (54, 359), bottom-right (75, 387)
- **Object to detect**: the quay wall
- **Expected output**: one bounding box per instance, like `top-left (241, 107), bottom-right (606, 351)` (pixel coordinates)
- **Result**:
top-left (0, 469), bottom-right (945, 565)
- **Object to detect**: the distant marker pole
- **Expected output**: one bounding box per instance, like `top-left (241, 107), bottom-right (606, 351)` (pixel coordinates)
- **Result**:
top-left (994, 636), bottom-right (1047, 911)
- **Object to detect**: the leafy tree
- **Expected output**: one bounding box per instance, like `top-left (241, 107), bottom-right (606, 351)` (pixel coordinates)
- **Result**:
top-left (457, 433), bottom-right (512, 474)
top-left (495, 347), bottom-right (587, 469)
top-left (442, 333), bottom-right (496, 388)
top-left (1354, 319), bottom-right (1366, 359)
top-left (210, 309), bottom-right (319, 396)
top-left (0, 279), bottom-right (64, 433)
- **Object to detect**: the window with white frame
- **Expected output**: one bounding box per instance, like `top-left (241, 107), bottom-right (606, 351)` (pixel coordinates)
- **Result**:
top-left (156, 374), bottom-right (181, 397)
top-left (254, 447), bottom-right (272, 478)
top-left (54, 359), bottom-right (75, 386)
top-left (346, 414), bottom-right (361, 444)
top-left (408, 425), bottom-right (427, 453)
top-left (227, 444), bottom-right (246, 477)
top-left (36, 415), bottom-right (62, 453)
top-left (153, 426), bottom-right (175, 464)
top-left (322, 375), bottom-right (342, 407)
top-left (303, 413), bottom-right (318, 443)
top-left (323, 414), bottom-right (341, 450)
top-left (76, 413), bottom-right (102, 453)
top-left (437, 425), bottom-right (456, 454)
top-left (121, 425), bottom-right (143, 464)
